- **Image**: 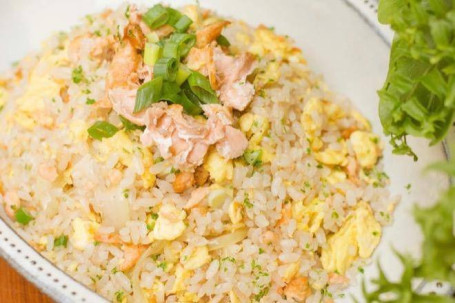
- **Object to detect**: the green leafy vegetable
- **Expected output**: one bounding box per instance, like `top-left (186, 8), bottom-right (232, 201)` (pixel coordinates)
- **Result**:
top-left (358, 252), bottom-right (454, 303)
top-left (15, 208), bottom-right (34, 225)
top-left (378, 0), bottom-right (455, 159)
top-left (87, 121), bottom-right (119, 140)
top-left (134, 77), bottom-right (163, 113)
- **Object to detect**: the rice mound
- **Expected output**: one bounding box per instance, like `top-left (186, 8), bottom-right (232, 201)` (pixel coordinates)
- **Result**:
top-left (0, 3), bottom-right (398, 303)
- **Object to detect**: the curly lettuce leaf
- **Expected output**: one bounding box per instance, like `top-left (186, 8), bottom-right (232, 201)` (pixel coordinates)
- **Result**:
top-left (359, 252), bottom-right (455, 303)
top-left (378, 0), bottom-right (455, 158)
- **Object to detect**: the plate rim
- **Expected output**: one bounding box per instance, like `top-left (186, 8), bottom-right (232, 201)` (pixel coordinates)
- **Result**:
top-left (0, 1), bottom-right (444, 302)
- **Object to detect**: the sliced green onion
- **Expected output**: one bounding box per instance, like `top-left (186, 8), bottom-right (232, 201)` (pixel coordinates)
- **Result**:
top-left (144, 43), bottom-right (162, 66)
top-left (162, 41), bottom-right (179, 59)
top-left (187, 71), bottom-right (219, 104)
top-left (134, 77), bottom-right (163, 113)
top-left (54, 235), bottom-right (68, 248)
top-left (176, 92), bottom-right (203, 115)
top-left (216, 35), bottom-right (231, 47)
top-left (142, 4), bottom-right (169, 29)
top-left (15, 208), bottom-right (34, 225)
top-left (119, 116), bottom-right (145, 132)
top-left (170, 33), bottom-right (196, 57)
top-left (244, 149), bottom-right (263, 167)
top-left (174, 15), bottom-right (193, 32)
top-left (154, 58), bottom-right (178, 81)
top-left (87, 121), bottom-right (119, 140)
top-left (160, 81), bottom-right (181, 101)
top-left (182, 82), bottom-right (203, 105)
top-left (175, 65), bottom-right (192, 86)
top-left (166, 8), bottom-right (182, 26)
top-left (146, 32), bottom-right (160, 43)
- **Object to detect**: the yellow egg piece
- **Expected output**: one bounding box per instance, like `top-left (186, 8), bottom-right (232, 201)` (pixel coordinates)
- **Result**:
top-left (70, 218), bottom-right (99, 251)
top-left (350, 131), bottom-right (381, 169)
top-left (153, 204), bottom-right (186, 241)
top-left (183, 246), bottom-right (211, 270)
top-left (204, 150), bottom-right (233, 184)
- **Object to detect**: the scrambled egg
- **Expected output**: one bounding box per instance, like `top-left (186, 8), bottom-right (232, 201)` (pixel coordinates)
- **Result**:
top-left (350, 131), bottom-right (381, 169)
top-left (183, 246), bottom-right (211, 270)
top-left (140, 147), bottom-right (156, 189)
top-left (228, 201), bottom-right (243, 224)
top-left (13, 48), bottom-right (69, 130)
top-left (314, 141), bottom-right (348, 166)
top-left (326, 170), bottom-right (347, 185)
top-left (69, 119), bottom-right (89, 142)
top-left (292, 199), bottom-right (324, 233)
top-left (208, 185), bottom-right (233, 208)
top-left (71, 218), bottom-right (99, 250)
top-left (301, 98), bottom-right (348, 156)
top-left (93, 130), bottom-right (134, 166)
top-left (171, 264), bottom-right (191, 293)
top-left (281, 261), bottom-right (300, 283)
top-left (0, 86), bottom-right (7, 109)
top-left (351, 110), bottom-right (371, 131)
top-left (14, 73), bottom-right (60, 130)
top-left (177, 292), bottom-right (199, 303)
top-left (229, 291), bottom-right (241, 303)
top-left (144, 281), bottom-right (165, 302)
top-left (249, 25), bottom-right (304, 62)
top-left (300, 98), bottom-right (324, 151)
top-left (204, 150), bottom-right (233, 184)
top-left (153, 204), bottom-right (186, 241)
top-left (254, 60), bottom-right (281, 88)
top-left (320, 202), bottom-right (381, 274)
top-left (239, 113), bottom-right (270, 147)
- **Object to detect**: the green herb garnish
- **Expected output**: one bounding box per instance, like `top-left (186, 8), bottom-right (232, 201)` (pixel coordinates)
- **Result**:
top-left (54, 235), bottom-right (68, 248)
top-left (15, 208), bottom-right (34, 225)
top-left (87, 121), bottom-right (119, 140)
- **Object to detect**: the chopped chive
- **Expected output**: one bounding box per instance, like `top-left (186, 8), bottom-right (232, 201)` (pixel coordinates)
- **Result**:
top-left (15, 208), bottom-right (34, 225)
top-left (142, 4), bottom-right (169, 29)
top-left (134, 77), bottom-right (163, 113)
top-left (87, 121), bottom-right (119, 140)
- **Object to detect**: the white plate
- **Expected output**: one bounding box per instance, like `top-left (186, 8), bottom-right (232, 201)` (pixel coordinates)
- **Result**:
top-left (0, 0), bottom-right (449, 302)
